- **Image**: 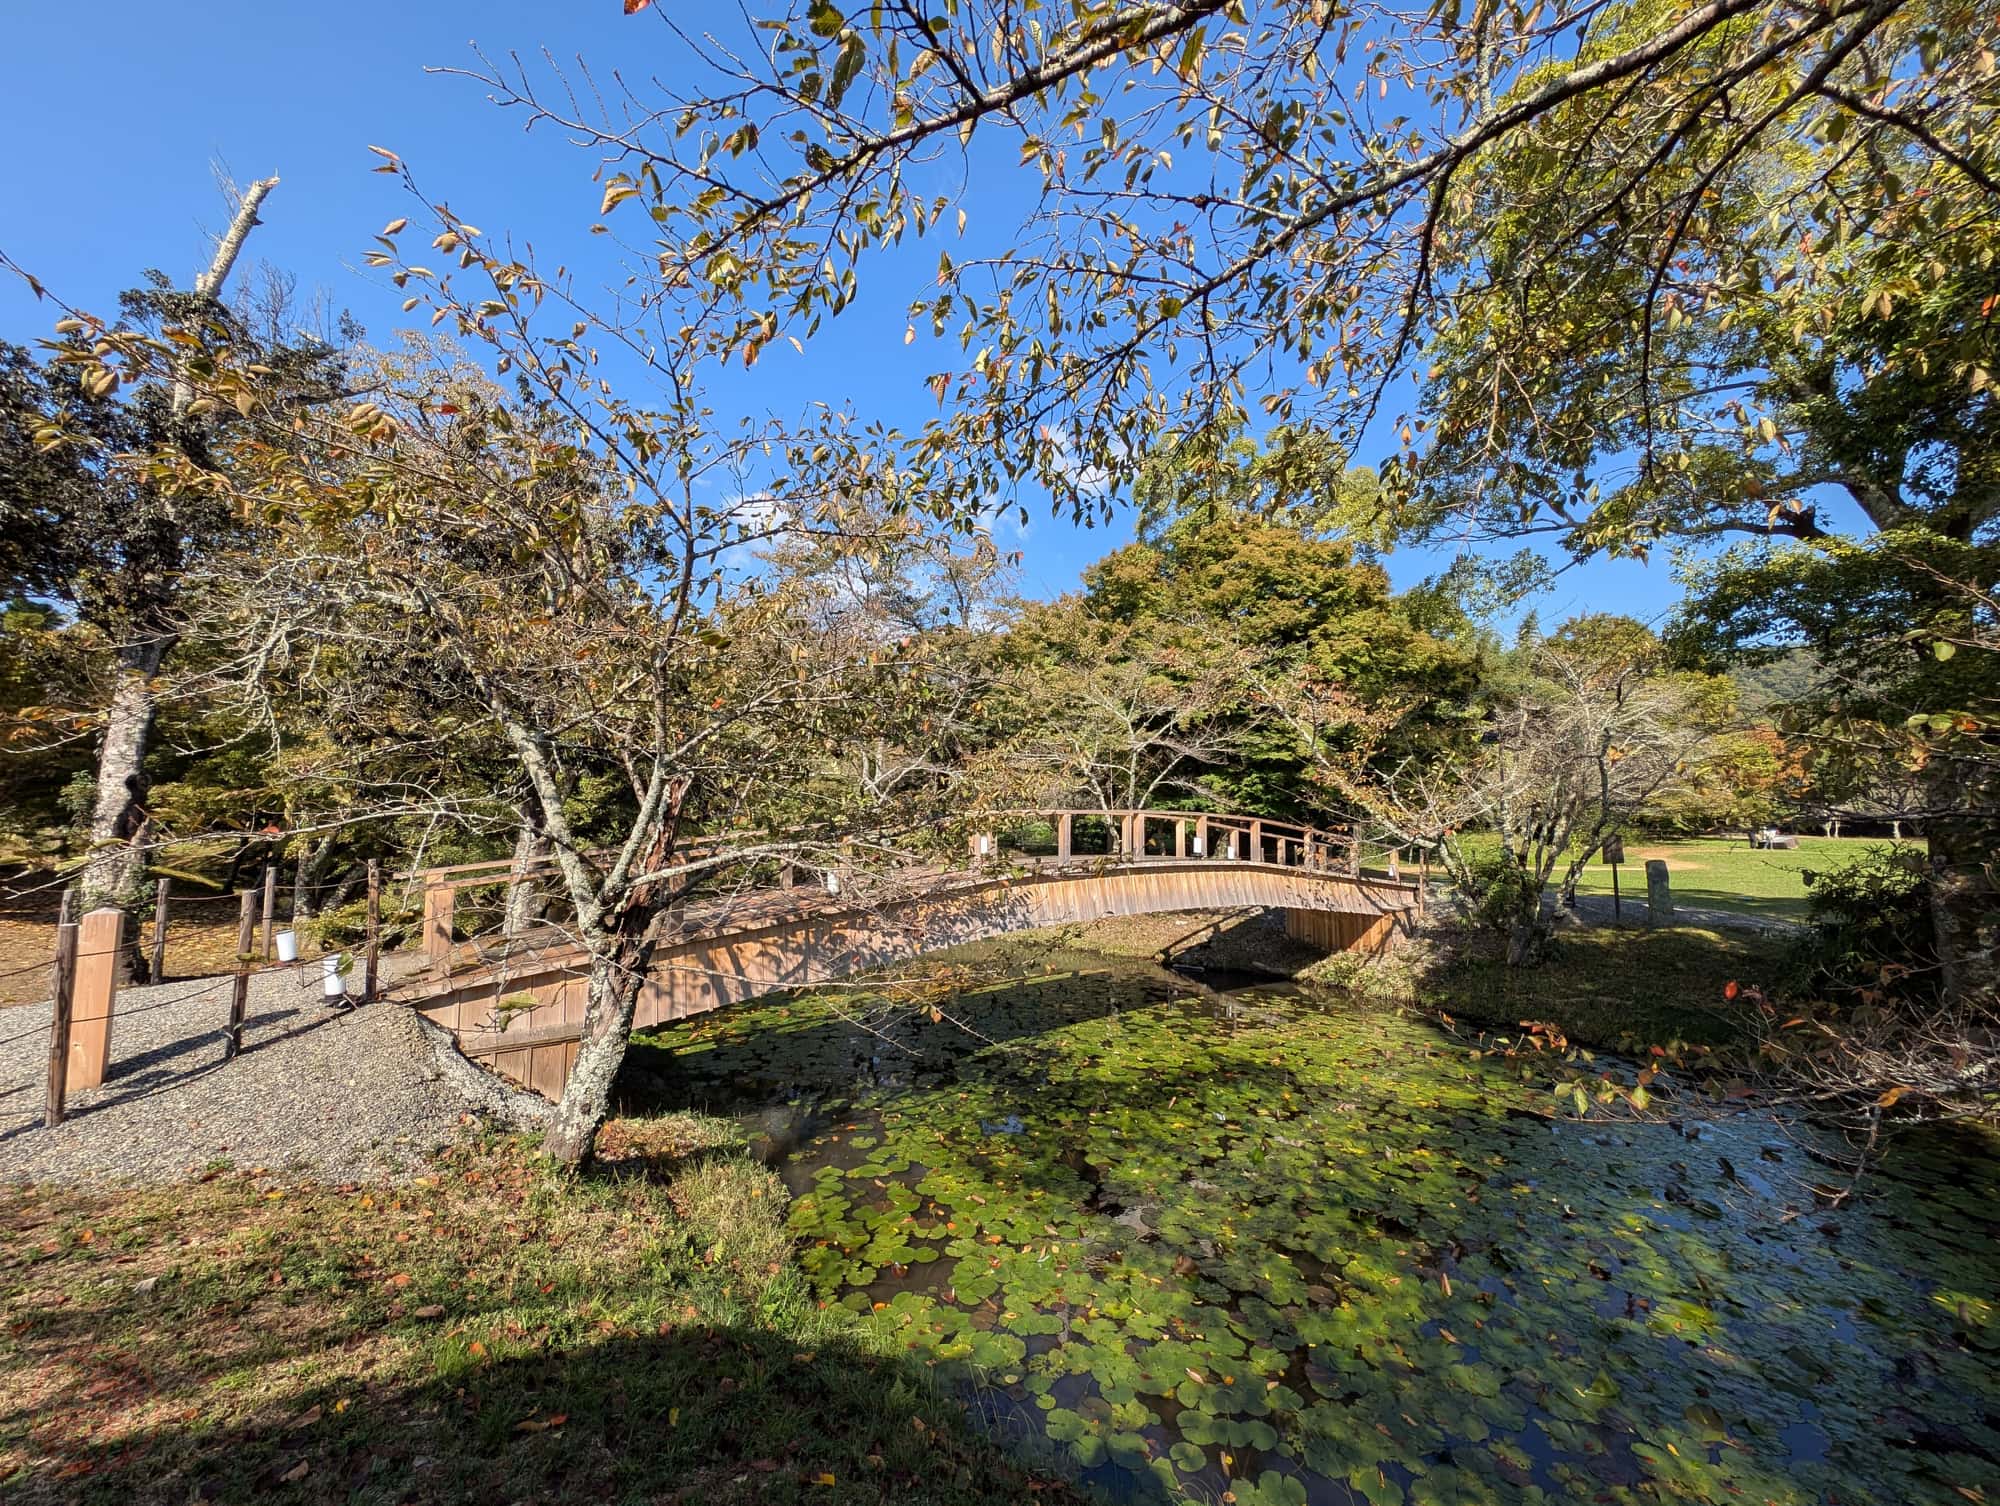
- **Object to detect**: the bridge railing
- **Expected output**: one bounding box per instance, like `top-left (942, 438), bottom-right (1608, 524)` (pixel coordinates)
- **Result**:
top-left (397, 807), bottom-right (1368, 979)
top-left (973, 808), bottom-right (1357, 873)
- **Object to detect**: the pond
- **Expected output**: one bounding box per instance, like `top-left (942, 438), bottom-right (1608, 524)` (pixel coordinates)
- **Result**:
top-left (623, 949), bottom-right (1998, 1506)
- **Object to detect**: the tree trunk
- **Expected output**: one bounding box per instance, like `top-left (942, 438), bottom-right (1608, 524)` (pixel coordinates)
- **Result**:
top-left (502, 821), bottom-right (550, 936)
top-left (543, 929), bottom-right (654, 1166)
top-left (290, 834), bottom-right (336, 923)
top-left (80, 633), bottom-right (170, 979)
top-left (1925, 754), bottom-right (1998, 1009)
top-left (74, 180), bottom-right (280, 982)
top-left (1505, 911), bottom-right (1547, 967)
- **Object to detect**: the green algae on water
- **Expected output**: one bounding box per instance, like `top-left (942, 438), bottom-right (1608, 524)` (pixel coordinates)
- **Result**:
top-left (630, 962), bottom-right (2000, 1505)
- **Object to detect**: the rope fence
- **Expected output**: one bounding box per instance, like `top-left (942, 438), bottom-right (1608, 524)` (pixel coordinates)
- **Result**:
top-left (6, 860), bottom-right (386, 1130)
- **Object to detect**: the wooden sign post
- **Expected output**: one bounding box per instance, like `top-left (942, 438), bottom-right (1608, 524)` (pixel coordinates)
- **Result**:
top-left (1603, 835), bottom-right (1626, 922)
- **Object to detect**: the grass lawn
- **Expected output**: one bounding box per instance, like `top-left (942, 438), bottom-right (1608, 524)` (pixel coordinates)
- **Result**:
top-left (1416, 924), bottom-right (1772, 1052)
top-left (1569, 835), bottom-right (1921, 922)
top-left (0, 1117), bottom-right (1087, 1506)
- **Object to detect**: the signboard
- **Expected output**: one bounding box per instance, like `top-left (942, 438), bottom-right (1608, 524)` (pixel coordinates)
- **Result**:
top-left (1602, 836), bottom-right (1625, 865)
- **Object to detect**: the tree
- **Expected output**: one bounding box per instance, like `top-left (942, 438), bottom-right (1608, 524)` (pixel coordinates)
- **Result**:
top-left (1673, 532), bottom-right (1998, 997)
top-left (977, 600), bottom-right (1249, 817)
top-left (444, 1), bottom-right (1987, 509)
top-left (1082, 508), bottom-right (1482, 819)
top-left (1644, 724), bottom-right (1808, 836)
top-left (0, 178), bottom-right (360, 971)
top-left (1303, 616), bottom-right (1731, 964)
top-left (30, 154), bottom-right (1002, 1164)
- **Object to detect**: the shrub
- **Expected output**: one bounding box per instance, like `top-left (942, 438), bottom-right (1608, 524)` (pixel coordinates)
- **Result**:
top-left (1787, 846), bottom-right (1937, 1004)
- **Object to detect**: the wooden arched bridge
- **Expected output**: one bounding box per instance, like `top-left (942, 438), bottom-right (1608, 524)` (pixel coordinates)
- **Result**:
top-left (392, 809), bottom-right (1423, 1098)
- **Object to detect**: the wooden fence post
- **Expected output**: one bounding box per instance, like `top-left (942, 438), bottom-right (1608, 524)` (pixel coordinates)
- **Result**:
top-left (364, 859), bottom-right (381, 1005)
top-left (43, 893), bottom-right (79, 1128)
top-left (149, 877), bottom-right (170, 984)
top-left (227, 889), bottom-right (256, 1059)
top-left (1056, 814), bottom-right (1072, 861)
top-left (1249, 820), bottom-right (1263, 863)
top-left (1174, 819), bottom-right (1186, 858)
top-left (66, 908), bottom-right (124, 1092)
top-left (1195, 816), bottom-right (1208, 858)
top-left (261, 864), bottom-right (278, 963)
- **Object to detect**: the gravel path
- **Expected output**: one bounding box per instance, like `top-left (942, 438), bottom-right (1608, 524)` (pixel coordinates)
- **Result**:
top-left (1559, 892), bottom-right (1804, 938)
top-left (0, 959), bottom-right (490, 1188)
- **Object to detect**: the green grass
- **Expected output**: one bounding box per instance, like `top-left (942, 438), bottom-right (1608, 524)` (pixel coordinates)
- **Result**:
top-left (0, 1117), bottom-right (1090, 1506)
top-left (1416, 925), bottom-right (1770, 1051)
top-left (1568, 835), bottom-right (1922, 921)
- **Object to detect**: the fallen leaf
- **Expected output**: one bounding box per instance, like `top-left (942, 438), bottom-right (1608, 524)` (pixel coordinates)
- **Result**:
top-left (280, 1460), bottom-right (309, 1483)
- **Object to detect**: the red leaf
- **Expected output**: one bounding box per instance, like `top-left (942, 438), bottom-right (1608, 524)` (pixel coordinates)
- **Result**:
top-left (624, 0), bottom-right (652, 10)
top-left (1723, 980), bottom-right (1740, 1000)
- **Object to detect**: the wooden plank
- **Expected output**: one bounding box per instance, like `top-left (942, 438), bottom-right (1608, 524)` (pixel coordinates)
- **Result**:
top-left (261, 864), bottom-right (278, 963)
top-left (67, 908), bottom-right (124, 1091)
top-left (364, 860), bottom-right (381, 1003)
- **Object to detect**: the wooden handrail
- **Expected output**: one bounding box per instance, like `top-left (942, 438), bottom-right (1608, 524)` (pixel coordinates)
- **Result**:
top-left (403, 806), bottom-right (1365, 977)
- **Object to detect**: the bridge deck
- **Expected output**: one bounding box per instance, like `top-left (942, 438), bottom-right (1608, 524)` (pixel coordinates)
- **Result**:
top-left (394, 848), bottom-right (1422, 1099)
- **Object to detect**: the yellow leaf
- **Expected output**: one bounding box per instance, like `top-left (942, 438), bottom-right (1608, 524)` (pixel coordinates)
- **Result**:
top-left (814, 1473), bottom-right (837, 1487)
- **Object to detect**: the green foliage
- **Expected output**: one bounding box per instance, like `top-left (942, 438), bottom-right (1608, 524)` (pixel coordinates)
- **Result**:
top-left (1788, 847), bottom-right (1940, 1006)
top-left (1078, 508), bottom-right (1482, 819)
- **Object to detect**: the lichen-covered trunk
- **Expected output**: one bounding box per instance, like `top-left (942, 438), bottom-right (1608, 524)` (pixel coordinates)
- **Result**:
top-left (1925, 754), bottom-right (1998, 1010)
top-left (542, 930), bottom-right (653, 1166)
top-left (81, 635), bottom-right (169, 979)
top-left (502, 821), bottom-right (550, 936)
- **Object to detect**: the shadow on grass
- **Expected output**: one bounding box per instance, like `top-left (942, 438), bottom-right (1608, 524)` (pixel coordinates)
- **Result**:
top-left (1409, 921), bottom-right (1773, 1049)
top-left (0, 1133), bottom-right (1092, 1506)
top-left (3, 1322), bottom-right (1077, 1506)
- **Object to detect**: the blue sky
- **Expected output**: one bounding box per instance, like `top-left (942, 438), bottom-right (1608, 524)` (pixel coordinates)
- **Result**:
top-left (0, 0), bottom-right (1716, 626)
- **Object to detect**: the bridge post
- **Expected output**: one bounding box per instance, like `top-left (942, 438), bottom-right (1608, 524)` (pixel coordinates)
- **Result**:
top-left (1174, 819), bottom-right (1186, 857)
top-left (1249, 820), bottom-right (1263, 863)
top-left (423, 878), bottom-right (454, 977)
top-left (1056, 813), bottom-right (1072, 860)
top-left (1194, 815), bottom-right (1208, 857)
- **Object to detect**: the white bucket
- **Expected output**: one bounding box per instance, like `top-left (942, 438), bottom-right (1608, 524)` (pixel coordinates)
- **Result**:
top-left (321, 956), bottom-right (346, 999)
top-left (275, 930), bottom-right (299, 963)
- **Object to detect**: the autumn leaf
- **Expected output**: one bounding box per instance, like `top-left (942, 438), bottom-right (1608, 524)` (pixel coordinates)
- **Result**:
top-left (624, 0), bottom-right (653, 10)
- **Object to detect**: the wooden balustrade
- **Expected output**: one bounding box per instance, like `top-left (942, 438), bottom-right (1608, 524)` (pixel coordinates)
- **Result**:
top-left (402, 807), bottom-right (1364, 977)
